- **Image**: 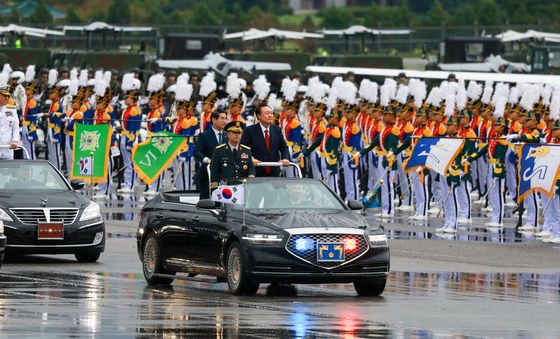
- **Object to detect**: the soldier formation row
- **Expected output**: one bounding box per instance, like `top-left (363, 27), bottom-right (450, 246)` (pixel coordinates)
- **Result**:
top-left (2, 65), bottom-right (559, 244)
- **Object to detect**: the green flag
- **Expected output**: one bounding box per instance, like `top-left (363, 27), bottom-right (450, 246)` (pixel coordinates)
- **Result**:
top-left (132, 132), bottom-right (186, 185)
top-left (71, 123), bottom-right (112, 183)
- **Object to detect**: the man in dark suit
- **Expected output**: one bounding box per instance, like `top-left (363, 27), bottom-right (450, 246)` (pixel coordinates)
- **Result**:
top-left (241, 103), bottom-right (290, 177)
top-left (195, 110), bottom-right (228, 198)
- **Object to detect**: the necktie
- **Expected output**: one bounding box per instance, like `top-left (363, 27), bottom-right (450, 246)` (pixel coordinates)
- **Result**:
top-left (232, 148), bottom-right (238, 158)
top-left (264, 129), bottom-right (270, 152)
top-left (264, 129), bottom-right (271, 174)
top-left (218, 132), bottom-right (223, 144)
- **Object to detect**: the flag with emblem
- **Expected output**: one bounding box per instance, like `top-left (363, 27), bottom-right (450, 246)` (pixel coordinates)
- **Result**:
top-left (211, 184), bottom-right (245, 205)
top-left (404, 137), bottom-right (465, 176)
top-left (518, 144), bottom-right (560, 201)
top-left (132, 132), bottom-right (186, 185)
top-left (71, 123), bottom-right (112, 183)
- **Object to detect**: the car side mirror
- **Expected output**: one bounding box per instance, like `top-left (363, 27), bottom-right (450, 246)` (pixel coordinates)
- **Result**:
top-left (70, 180), bottom-right (85, 190)
top-left (347, 200), bottom-right (364, 211)
top-left (197, 199), bottom-right (217, 210)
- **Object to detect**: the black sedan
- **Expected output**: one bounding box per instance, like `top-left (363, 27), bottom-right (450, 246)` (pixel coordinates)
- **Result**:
top-left (137, 178), bottom-right (390, 296)
top-left (0, 160), bottom-right (105, 262)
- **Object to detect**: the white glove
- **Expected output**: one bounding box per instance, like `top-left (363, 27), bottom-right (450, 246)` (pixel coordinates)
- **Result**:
top-left (540, 137), bottom-right (547, 144)
top-left (415, 167), bottom-right (422, 173)
top-left (387, 151), bottom-right (394, 158)
top-left (149, 118), bottom-right (159, 124)
top-left (35, 113), bottom-right (45, 118)
top-left (352, 152), bottom-right (360, 160)
top-left (506, 134), bottom-right (517, 142)
top-left (28, 136), bottom-right (34, 141)
top-left (203, 157), bottom-right (211, 165)
top-left (461, 158), bottom-right (468, 164)
top-left (140, 121), bottom-right (148, 129)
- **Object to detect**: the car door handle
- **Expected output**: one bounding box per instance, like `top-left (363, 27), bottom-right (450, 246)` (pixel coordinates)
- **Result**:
top-left (156, 212), bottom-right (164, 218)
top-left (192, 216), bottom-right (200, 223)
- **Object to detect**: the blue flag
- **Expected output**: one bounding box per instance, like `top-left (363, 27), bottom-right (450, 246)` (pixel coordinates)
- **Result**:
top-left (518, 144), bottom-right (560, 202)
top-left (404, 137), bottom-right (465, 176)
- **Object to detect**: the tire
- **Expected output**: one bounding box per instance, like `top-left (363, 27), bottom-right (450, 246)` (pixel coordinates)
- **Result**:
top-left (142, 233), bottom-right (174, 285)
top-left (353, 278), bottom-right (386, 297)
top-left (75, 252), bottom-right (101, 263)
top-left (226, 242), bottom-right (259, 296)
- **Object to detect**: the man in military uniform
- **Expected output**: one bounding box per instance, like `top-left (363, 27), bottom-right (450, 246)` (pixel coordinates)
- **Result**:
top-left (210, 121), bottom-right (255, 191)
top-left (0, 85), bottom-right (20, 159)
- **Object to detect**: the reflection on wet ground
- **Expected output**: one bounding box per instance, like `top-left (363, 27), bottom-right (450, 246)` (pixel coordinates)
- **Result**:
top-left (0, 269), bottom-right (558, 337)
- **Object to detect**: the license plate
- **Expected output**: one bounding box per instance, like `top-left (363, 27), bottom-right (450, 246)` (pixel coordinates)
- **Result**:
top-left (317, 243), bottom-right (345, 262)
top-left (37, 223), bottom-right (64, 240)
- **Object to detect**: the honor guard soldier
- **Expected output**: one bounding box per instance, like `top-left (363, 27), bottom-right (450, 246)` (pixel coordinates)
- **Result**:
top-left (8, 70), bottom-right (26, 116)
top-left (145, 73), bottom-right (167, 195)
top-left (170, 78), bottom-right (198, 191)
top-left (397, 106), bottom-right (432, 220)
top-left (62, 81), bottom-right (84, 180)
top-left (226, 73), bottom-right (246, 124)
top-left (542, 116), bottom-right (560, 244)
top-left (0, 85), bottom-right (20, 159)
top-left (45, 70), bottom-right (69, 171)
top-left (22, 78), bottom-right (39, 160)
top-left (280, 79), bottom-right (303, 178)
top-left (117, 73), bottom-right (142, 194)
top-left (198, 72), bottom-right (218, 132)
top-left (468, 112), bottom-right (508, 228)
top-left (456, 109), bottom-right (478, 225)
top-left (302, 108), bottom-right (342, 195)
top-left (210, 121), bottom-right (255, 192)
top-left (92, 80), bottom-right (115, 199)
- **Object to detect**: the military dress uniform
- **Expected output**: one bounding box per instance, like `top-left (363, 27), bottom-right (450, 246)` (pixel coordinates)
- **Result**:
top-left (210, 122), bottom-right (255, 190)
top-left (395, 113), bottom-right (415, 210)
top-left (63, 101), bottom-right (84, 180)
top-left (303, 111), bottom-right (341, 195)
top-left (171, 111), bottom-right (198, 191)
top-left (469, 118), bottom-right (508, 227)
top-left (0, 87), bottom-right (20, 159)
top-left (46, 94), bottom-right (65, 170)
top-left (146, 94), bottom-right (167, 194)
top-left (119, 101), bottom-right (141, 193)
top-left (456, 114), bottom-right (478, 223)
top-left (340, 107), bottom-right (362, 202)
top-left (22, 82), bottom-right (39, 160)
top-left (281, 113), bottom-right (303, 178)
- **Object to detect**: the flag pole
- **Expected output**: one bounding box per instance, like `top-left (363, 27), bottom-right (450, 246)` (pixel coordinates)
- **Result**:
top-left (242, 178), bottom-right (247, 227)
top-left (89, 151), bottom-right (94, 198)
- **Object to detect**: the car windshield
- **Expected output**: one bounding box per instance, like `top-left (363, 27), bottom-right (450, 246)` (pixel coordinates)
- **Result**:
top-left (0, 161), bottom-right (69, 192)
top-left (233, 180), bottom-right (345, 211)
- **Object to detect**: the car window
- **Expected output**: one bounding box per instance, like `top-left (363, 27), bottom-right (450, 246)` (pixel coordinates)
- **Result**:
top-left (236, 180), bottom-right (345, 210)
top-left (0, 162), bottom-right (70, 191)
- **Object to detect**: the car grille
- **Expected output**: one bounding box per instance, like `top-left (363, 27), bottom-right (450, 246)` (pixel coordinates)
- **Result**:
top-left (286, 233), bottom-right (369, 269)
top-left (10, 208), bottom-right (79, 226)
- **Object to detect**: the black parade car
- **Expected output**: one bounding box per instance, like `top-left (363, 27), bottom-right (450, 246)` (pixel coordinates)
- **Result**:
top-left (137, 178), bottom-right (390, 296)
top-left (0, 160), bottom-right (105, 262)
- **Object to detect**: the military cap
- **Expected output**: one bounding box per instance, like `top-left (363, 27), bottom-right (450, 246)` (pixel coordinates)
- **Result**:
top-left (0, 85), bottom-right (11, 97)
top-left (225, 121), bottom-right (245, 133)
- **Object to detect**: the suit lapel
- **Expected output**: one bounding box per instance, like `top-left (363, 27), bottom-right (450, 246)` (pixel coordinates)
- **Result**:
top-left (209, 130), bottom-right (218, 147)
top-left (256, 125), bottom-right (267, 154)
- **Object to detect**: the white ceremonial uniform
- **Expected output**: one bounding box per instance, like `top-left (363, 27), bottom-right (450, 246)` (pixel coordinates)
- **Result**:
top-left (0, 104), bottom-right (20, 159)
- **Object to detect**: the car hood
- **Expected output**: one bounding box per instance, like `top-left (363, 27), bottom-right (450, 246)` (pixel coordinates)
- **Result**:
top-left (0, 190), bottom-right (89, 209)
top-left (245, 209), bottom-right (370, 231)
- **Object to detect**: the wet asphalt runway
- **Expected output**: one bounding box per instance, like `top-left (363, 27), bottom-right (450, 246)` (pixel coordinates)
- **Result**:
top-left (1, 193), bottom-right (560, 338)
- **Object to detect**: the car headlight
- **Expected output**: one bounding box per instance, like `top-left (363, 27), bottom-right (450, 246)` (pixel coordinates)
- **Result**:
top-left (0, 209), bottom-right (13, 222)
top-left (242, 233), bottom-right (284, 245)
top-left (80, 202), bottom-right (102, 221)
top-left (368, 234), bottom-right (388, 247)
top-left (0, 220), bottom-right (4, 234)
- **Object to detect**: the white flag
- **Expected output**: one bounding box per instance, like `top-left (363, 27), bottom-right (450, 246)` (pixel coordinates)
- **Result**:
top-left (211, 184), bottom-right (245, 205)
top-left (519, 145), bottom-right (560, 201)
top-left (405, 137), bottom-right (465, 176)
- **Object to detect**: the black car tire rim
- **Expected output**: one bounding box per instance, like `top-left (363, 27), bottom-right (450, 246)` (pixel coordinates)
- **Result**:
top-left (144, 237), bottom-right (157, 278)
top-left (228, 246), bottom-right (242, 289)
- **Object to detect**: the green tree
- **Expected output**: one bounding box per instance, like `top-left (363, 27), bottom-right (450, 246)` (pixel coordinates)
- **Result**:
top-left (107, 0), bottom-right (131, 25)
top-left (477, 0), bottom-right (502, 25)
top-left (29, 0), bottom-right (53, 24)
top-left (190, 3), bottom-right (220, 26)
top-left (89, 10), bottom-right (106, 22)
top-left (10, 5), bottom-right (21, 24)
top-left (451, 4), bottom-right (475, 25)
top-left (424, 0), bottom-right (450, 26)
top-left (65, 4), bottom-right (82, 24)
top-left (319, 7), bottom-right (354, 29)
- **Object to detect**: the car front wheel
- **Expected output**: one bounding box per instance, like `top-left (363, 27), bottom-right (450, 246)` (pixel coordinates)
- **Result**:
top-left (226, 242), bottom-right (259, 296)
top-left (353, 278), bottom-right (386, 297)
top-left (142, 233), bottom-right (174, 285)
top-left (75, 252), bottom-right (101, 263)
